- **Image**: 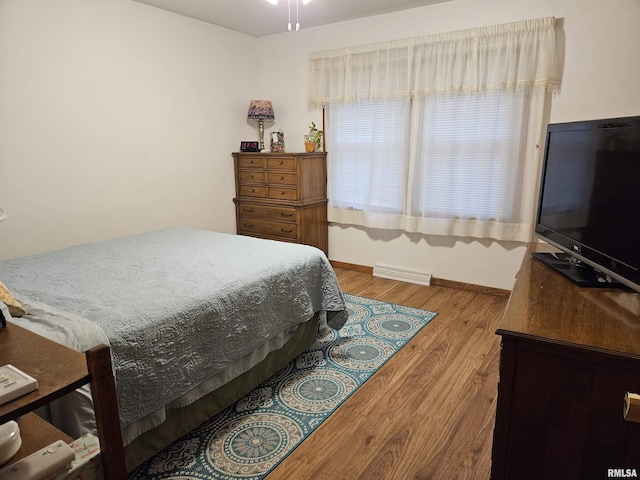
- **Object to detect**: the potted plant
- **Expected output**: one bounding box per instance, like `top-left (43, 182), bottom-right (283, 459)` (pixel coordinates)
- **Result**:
top-left (304, 121), bottom-right (323, 152)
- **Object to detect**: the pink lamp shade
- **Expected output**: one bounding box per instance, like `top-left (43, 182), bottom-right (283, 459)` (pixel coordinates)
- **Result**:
top-left (247, 100), bottom-right (275, 151)
top-left (247, 100), bottom-right (275, 121)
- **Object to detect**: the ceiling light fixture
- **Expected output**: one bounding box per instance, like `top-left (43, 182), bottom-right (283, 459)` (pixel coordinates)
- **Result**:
top-left (266, 0), bottom-right (313, 32)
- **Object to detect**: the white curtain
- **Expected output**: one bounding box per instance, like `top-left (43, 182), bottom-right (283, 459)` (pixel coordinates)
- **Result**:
top-left (308, 17), bottom-right (561, 242)
top-left (308, 17), bottom-right (560, 106)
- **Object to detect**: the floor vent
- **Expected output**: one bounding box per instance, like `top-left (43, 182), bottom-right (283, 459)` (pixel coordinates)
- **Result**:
top-left (373, 264), bottom-right (432, 286)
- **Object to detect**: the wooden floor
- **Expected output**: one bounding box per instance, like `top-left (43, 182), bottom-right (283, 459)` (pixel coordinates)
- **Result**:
top-left (268, 267), bottom-right (509, 480)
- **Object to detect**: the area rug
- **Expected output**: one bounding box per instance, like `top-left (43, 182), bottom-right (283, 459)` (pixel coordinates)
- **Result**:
top-left (130, 293), bottom-right (438, 479)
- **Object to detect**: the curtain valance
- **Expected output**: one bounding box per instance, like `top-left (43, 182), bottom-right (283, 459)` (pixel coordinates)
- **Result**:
top-left (308, 17), bottom-right (560, 109)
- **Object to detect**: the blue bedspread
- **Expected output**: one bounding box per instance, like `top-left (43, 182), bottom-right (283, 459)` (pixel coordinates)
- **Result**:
top-left (0, 229), bottom-right (347, 426)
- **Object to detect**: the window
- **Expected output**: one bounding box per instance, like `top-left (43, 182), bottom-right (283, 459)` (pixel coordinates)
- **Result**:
top-left (411, 94), bottom-right (525, 222)
top-left (328, 93), bottom-right (528, 236)
top-left (309, 17), bottom-right (560, 241)
top-left (328, 101), bottom-right (409, 214)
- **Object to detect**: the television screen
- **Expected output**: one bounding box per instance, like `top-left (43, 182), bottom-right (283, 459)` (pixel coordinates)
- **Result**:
top-left (534, 116), bottom-right (640, 293)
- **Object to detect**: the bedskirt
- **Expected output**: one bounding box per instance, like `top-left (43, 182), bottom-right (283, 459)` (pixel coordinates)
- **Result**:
top-left (124, 315), bottom-right (319, 471)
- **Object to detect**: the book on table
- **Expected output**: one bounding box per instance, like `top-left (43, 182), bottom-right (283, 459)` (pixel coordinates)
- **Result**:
top-left (0, 364), bottom-right (38, 406)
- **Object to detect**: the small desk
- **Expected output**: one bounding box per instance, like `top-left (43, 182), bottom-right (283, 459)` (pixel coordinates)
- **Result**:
top-left (0, 322), bottom-right (127, 479)
top-left (491, 243), bottom-right (640, 479)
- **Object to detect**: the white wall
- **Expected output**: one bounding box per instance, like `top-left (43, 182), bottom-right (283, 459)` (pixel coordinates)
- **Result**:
top-left (257, 0), bottom-right (640, 289)
top-left (0, 0), bottom-right (259, 259)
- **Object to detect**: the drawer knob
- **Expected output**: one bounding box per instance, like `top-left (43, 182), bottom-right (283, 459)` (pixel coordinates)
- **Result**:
top-left (280, 191), bottom-right (285, 195)
top-left (281, 212), bottom-right (293, 217)
top-left (244, 222), bottom-right (254, 228)
top-left (280, 176), bottom-right (285, 180)
top-left (278, 161), bottom-right (283, 165)
top-left (243, 208), bottom-right (254, 213)
top-left (281, 228), bottom-right (294, 233)
top-left (624, 392), bottom-right (640, 423)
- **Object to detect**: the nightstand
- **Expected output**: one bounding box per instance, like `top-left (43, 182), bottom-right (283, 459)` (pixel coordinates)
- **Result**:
top-left (0, 322), bottom-right (126, 479)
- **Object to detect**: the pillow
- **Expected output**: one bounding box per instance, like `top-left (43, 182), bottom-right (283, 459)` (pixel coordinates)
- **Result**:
top-left (0, 281), bottom-right (27, 317)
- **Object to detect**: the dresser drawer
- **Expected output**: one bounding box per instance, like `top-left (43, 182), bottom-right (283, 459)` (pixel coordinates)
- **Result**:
top-left (267, 187), bottom-right (297, 201)
top-left (238, 170), bottom-right (266, 183)
top-left (237, 156), bottom-right (265, 169)
top-left (267, 172), bottom-right (297, 185)
top-left (238, 218), bottom-right (298, 239)
top-left (237, 203), bottom-right (296, 221)
top-left (238, 185), bottom-right (267, 198)
top-left (267, 157), bottom-right (296, 170)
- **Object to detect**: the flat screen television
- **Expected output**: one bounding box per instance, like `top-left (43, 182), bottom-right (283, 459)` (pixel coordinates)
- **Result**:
top-left (533, 115), bottom-right (640, 293)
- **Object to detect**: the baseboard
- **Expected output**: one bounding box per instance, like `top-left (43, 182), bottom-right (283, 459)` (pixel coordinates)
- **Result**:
top-left (330, 260), bottom-right (373, 274)
top-left (330, 260), bottom-right (511, 298)
top-left (431, 277), bottom-right (511, 298)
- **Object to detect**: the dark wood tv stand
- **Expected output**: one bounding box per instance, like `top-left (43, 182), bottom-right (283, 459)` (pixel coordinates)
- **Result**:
top-left (491, 243), bottom-right (640, 479)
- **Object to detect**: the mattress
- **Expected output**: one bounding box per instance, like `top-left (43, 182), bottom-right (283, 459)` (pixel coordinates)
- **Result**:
top-left (0, 228), bottom-right (347, 449)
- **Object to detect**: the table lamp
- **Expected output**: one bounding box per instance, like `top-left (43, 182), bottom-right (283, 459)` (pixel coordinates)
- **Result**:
top-left (247, 100), bottom-right (275, 151)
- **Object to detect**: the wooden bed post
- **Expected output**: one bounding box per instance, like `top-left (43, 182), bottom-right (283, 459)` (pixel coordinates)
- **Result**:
top-left (86, 345), bottom-right (127, 479)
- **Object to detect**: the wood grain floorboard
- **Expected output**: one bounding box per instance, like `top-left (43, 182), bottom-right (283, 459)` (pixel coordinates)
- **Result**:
top-left (267, 267), bottom-right (508, 480)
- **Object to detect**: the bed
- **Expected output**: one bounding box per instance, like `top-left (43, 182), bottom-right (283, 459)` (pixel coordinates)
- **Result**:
top-left (0, 228), bottom-right (347, 471)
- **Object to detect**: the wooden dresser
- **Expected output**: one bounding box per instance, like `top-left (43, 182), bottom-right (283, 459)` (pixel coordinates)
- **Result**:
top-left (232, 152), bottom-right (328, 255)
top-left (491, 243), bottom-right (640, 480)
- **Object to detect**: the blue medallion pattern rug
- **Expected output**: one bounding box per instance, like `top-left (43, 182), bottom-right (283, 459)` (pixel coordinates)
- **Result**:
top-left (130, 294), bottom-right (438, 479)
